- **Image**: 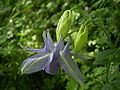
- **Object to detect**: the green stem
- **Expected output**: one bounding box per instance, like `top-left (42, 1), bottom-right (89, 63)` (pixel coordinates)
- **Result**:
top-left (105, 33), bottom-right (119, 83)
top-left (90, 19), bottom-right (117, 49)
top-left (92, 21), bottom-right (115, 49)
top-left (106, 52), bottom-right (116, 83)
top-left (77, 83), bottom-right (84, 90)
top-left (106, 62), bottom-right (111, 83)
top-left (77, 84), bottom-right (80, 90)
top-left (63, 19), bottom-right (90, 40)
top-left (63, 29), bottom-right (77, 40)
top-left (115, 32), bottom-right (120, 47)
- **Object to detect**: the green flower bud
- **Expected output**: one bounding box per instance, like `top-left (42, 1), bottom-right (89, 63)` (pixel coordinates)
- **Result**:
top-left (56, 10), bottom-right (74, 40)
top-left (74, 24), bottom-right (88, 53)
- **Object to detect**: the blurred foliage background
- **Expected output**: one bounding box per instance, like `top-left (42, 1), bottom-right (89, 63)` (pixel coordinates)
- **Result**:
top-left (0, 0), bottom-right (120, 90)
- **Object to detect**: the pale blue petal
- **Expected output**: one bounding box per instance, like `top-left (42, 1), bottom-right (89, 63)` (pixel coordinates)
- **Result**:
top-left (27, 48), bottom-right (44, 53)
top-left (47, 32), bottom-right (54, 51)
top-left (21, 52), bottom-right (52, 74)
top-left (19, 44), bottom-right (43, 52)
top-left (59, 51), bottom-right (85, 84)
top-left (26, 31), bottom-right (54, 53)
top-left (42, 31), bottom-right (50, 51)
top-left (45, 52), bottom-right (60, 74)
top-left (63, 37), bottom-right (71, 53)
top-left (44, 36), bottom-right (64, 74)
top-left (54, 36), bottom-right (64, 53)
top-left (60, 36), bottom-right (85, 84)
top-left (70, 51), bottom-right (90, 60)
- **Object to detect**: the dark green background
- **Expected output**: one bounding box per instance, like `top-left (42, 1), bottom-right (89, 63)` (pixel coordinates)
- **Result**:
top-left (0, 0), bottom-right (120, 90)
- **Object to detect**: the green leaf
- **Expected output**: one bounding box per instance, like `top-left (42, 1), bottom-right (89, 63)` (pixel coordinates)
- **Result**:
top-left (113, 48), bottom-right (120, 63)
top-left (66, 77), bottom-right (79, 90)
top-left (111, 79), bottom-right (120, 90)
top-left (102, 83), bottom-right (116, 90)
top-left (93, 49), bottom-right (115, 65)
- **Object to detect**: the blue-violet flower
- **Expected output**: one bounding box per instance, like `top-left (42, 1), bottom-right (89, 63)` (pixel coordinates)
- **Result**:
top-left (21, 31), bottom-right (85, 84)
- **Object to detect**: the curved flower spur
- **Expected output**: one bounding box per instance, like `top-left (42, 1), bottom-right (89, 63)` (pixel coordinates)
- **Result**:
top-left (20, 31), bottom-right (85, 84)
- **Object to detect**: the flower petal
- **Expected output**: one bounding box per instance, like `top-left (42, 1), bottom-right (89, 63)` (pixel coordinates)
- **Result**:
top-left (27, 48), bottom-right (44, 53)
top-left (42, 31), bottom-right (51, 51)
top-left (45, 36), bottom-right (64, 74)
top-left (45, 52), bottom-right (60, 74)
top-left (19, 44), bottom-right (44, 53)
top-left (59, 51), bottom-right (85, 84)
top-left (55, 36), bottom-right (64, 53)
top-left (63, 37), bottom-right (71, 53)
top-left (70, 51), bottom-right (90, 60)
top-left (21, 52), bottom-right (52, 74)
top-left (47, 32), bottom-right (54, 51)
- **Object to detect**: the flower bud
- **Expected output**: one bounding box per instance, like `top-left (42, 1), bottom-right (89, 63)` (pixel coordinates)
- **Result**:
top-left (56, 10), bottom-right (74, 40)
top-left (74, 24), bottom-right (88, 53)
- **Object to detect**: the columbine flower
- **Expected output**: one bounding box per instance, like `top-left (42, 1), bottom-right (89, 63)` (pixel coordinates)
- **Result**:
top-left (21, 31), bottom-right (85, 84)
